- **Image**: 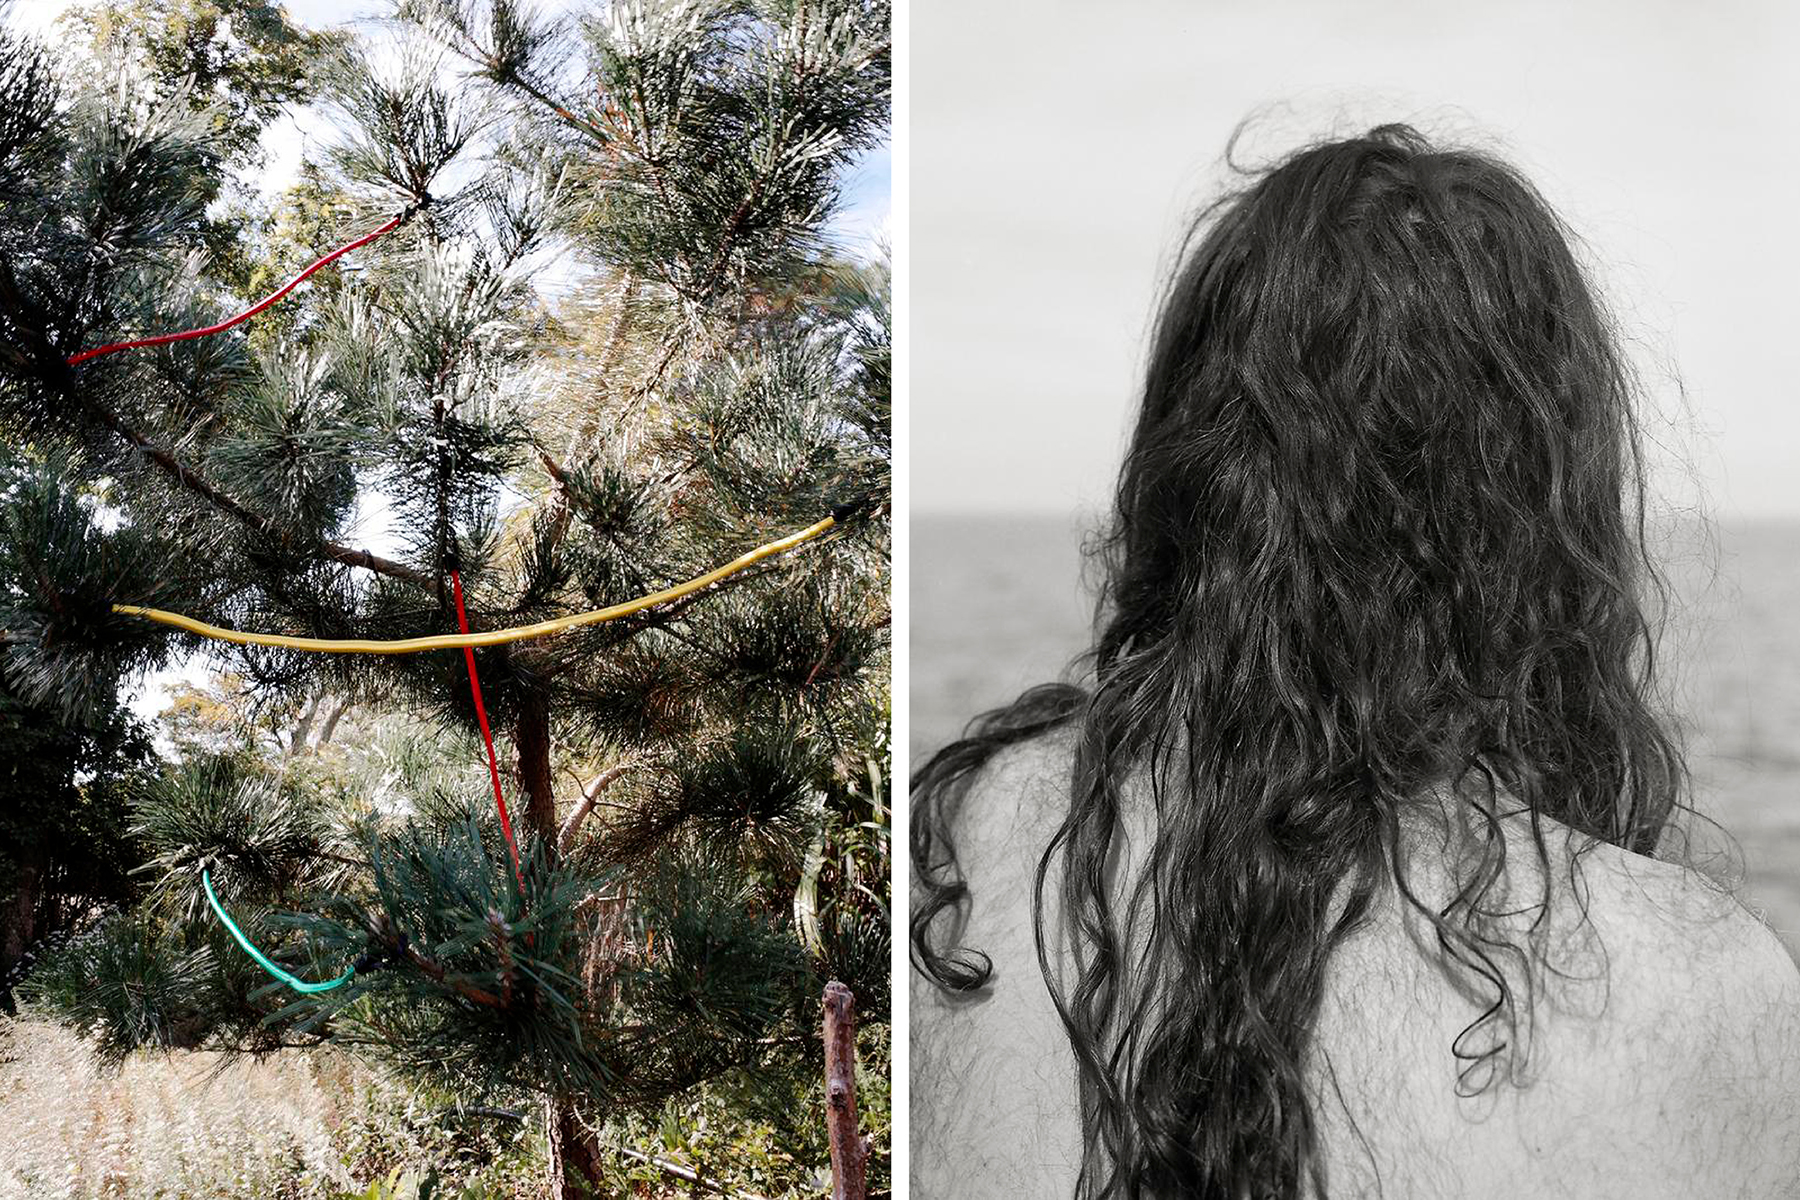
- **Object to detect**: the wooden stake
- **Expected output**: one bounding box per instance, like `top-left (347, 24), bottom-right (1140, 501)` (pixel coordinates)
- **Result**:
top-left (823, 980), bottom-right (870, 1200)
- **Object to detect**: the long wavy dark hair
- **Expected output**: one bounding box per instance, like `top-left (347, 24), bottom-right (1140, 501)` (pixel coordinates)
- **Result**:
top-left (911, 124), bottom-right (1688, 1198)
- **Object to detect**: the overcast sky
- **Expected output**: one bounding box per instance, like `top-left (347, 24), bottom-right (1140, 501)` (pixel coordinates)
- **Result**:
top-left (912, 0), bottom-right (1800, 520)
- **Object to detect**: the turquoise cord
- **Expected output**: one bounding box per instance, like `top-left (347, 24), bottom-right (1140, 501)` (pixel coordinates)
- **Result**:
top-left (201, 868), bottom-right (354, 995)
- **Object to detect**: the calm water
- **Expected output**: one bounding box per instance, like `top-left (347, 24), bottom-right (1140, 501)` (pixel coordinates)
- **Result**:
top-left (912, 514), bottom-right (1800, 951)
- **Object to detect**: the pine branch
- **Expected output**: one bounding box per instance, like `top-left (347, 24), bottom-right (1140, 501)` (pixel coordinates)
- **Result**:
top-left (399, 936), bottom-right (504, 1008)
top-left (558, 272), bottom-right (639, 462)
top-left (634, 334), bottom-right (684, 404)
top-left (534, 271), bottom-right (643, 564)
top-left (696, 178), bottom-right (767, 302)
top-left (558, 762), bottom-right (631, 853)
top-left (85, 392), bottom-right (434, 588)
top-left (411, 4), bottom-right (611, 144)
top-left (0, 263), bottom-right (436, 591)
top-left (491, 64), bottom-right (610, 144)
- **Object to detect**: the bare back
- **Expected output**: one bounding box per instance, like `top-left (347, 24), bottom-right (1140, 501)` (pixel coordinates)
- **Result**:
top-left (912, 736), bottom-right (1800, 1199)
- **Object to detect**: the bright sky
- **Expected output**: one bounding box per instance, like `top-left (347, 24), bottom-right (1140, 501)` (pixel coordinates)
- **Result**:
top-left (912, 0), bottom-right (1800, 520)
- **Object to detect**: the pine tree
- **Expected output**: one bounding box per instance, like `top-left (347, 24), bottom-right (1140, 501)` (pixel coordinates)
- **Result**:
top-left (0, 2), bottom-right (890, 1195)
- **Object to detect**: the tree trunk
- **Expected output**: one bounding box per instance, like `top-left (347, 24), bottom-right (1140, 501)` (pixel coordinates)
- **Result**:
top-left (316, 696), bottom-right (350, 746)
top-left (514, 686), bottom-right (608, 1198)
top-left (1, 858), bottom-right (41, 965)
top-left (1, 856), bottom-right (43, 1016)
top-left (515, 686), bottom-right (559, 851)
top-left (546, 1093), bottom-right (610, 1199)
top-left (823, 981), bottom-right (869, 1200)
top-left (286, 694), bottom-right (321, 758)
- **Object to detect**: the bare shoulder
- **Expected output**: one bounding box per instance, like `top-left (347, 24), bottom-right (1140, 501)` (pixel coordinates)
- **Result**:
top-left (1573, 840), bottom-right (1800, 1188)
top-left (940, 726), bottom-right (1076, 890)
top-left (1575, 839), bottom-right (1800, 1026)
top-left (911, 728), bottom-right (1084, 1198)
top-left (1323, 819), bottom-right (1800, 1196)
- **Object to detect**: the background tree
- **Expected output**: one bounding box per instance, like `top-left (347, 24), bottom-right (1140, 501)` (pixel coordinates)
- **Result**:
top-left (63, 0), bottom-right (351, 289)
top-left (0, 1), bottom-right (890, 1195)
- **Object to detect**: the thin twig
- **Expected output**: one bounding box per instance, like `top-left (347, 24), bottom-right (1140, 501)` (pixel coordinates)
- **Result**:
top-left (614, 1145), bottom-right (774, 1200)
top-left (401, 940), bottom-right (503, 1008)
top-left (558, 762), bottom-right (632, 853)
top-left (310, 850), bottom-right (372, 871)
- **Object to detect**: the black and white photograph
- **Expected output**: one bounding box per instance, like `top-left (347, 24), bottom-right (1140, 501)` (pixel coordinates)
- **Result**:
top-left (911, 2), bottom-right (1800, 1197)
top-left (9, 0), bottom-right (1800, 1196)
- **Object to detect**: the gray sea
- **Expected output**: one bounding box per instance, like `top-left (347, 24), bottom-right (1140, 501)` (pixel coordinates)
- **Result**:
top-left (912, 514), bottom-right (1800, 951)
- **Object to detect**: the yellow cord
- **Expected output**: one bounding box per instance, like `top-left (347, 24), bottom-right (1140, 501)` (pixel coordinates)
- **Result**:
top-left (111, 515), bottom-right (838, 655)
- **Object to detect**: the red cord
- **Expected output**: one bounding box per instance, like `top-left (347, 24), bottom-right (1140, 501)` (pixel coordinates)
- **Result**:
top-left (68, 210), bottom-right (529, 898)
top-left (451, 568), bottom-right (526, 894)
top-left (66, 213), bottom-right (407, 367)
top-left (66, 210), bottom-right (531, 900)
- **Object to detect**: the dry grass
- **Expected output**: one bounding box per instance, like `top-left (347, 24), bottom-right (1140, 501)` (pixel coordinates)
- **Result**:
top-left (0, 1018), bottom-right (550, 1200)
top-left (0, 1016), bottom-right (876, 1199)
top-left (0, 1019), bottom-right (356, 1199)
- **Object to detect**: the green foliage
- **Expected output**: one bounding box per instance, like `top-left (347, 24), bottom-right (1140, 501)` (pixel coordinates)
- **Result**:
top-left (0, 23), bottom-right (61, 216)
top-left (134, 752), bottom-right (336, 920)
top-left (291, 828), bottom-right (816, 1116)
top-left (819, 256), bottom-right (892, 454)
top-left (408, 0), bottom-right (889, 307)
top-left (21, 911), bottom-right (211, 1062)
top-left (208, 346), bottom-right (366, 537)
top-left (324, 47), bottom-right (480, 207)
top-left (0, 453), bottom-right (191, 717)
top-left (698, 573), bottom-right (887, 722)
top-left (613, 726), bottom-right (823, 866)
top-left (577, 0), bottom-right (889, 306)
top-left (292, 823), bottom-right (615, 1098)
top-left (0, 454), bottom-right (161, 975)
top-left (624, 849), bottom-right (808, 1054)
top-left (334, 1168), bottom-right (510, 1200)
top-left (597, 1018), bottom-right (892, 1198)
top-left (802, 745), bottom-right (889, 1015)
top-left (0, 676), bottom-right (154, 904)
top-left (0, 47), bottom-right (218, 418)
top-left (28, 753), bottom-right (342, 1057)
top-left (239, 165), bottom-right (367, 350)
